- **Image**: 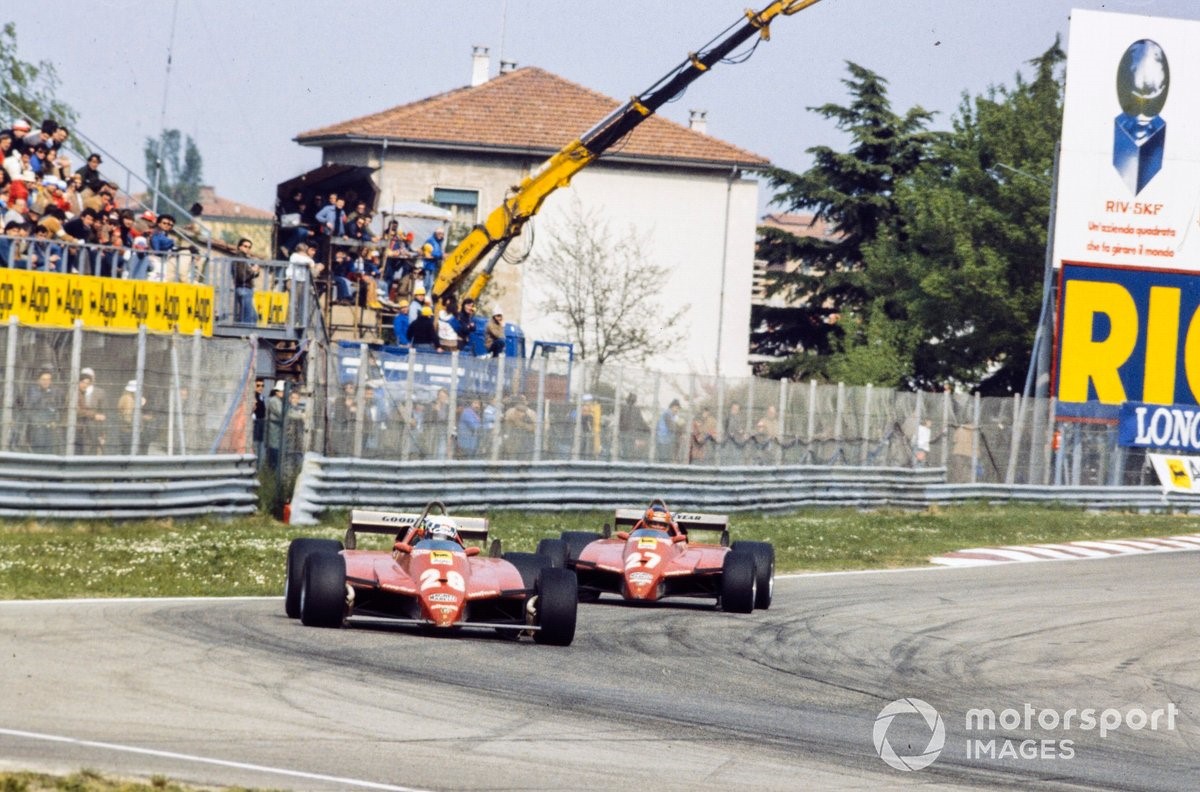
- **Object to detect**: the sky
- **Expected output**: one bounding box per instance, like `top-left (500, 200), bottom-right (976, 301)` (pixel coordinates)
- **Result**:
top-left (7, 0), bottom-right (1200, 218)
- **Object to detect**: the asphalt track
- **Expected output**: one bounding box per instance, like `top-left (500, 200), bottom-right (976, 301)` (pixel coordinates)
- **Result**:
top-left (1, 552), bottom-right (1198, 791)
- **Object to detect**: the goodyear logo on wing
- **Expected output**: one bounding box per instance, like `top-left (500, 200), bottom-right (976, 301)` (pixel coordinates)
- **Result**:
top-left (1056, 263), bottom-right (1200, 419)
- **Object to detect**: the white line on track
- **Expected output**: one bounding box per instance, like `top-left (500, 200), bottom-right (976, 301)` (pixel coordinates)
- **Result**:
top-left (0, 727), bottom-right (430, 792)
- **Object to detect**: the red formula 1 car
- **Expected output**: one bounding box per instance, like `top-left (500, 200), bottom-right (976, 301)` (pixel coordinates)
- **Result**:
top-left (543, 499), bottom-right (774, 612)
top-left (284, 502), bottom-right (578, 645)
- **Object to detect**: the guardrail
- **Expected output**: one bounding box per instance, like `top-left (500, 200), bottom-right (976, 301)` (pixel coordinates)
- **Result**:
top-left (0, 452), bottom-right (259, 519)
top-left (287, 455), bottom-right (1199, 524)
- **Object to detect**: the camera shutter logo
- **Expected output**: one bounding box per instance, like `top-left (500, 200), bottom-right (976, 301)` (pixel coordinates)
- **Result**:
top-left (874, 698), bottom-right (946, 771)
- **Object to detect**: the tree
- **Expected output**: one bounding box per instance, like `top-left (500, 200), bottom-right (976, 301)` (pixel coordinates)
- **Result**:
top-left (0, 22), bottom-right (77, 136)
top-left (143, 129), bottom-right (203, 212)
top-left (528, 198), bottom-right (686, 372)
top-left (864, 41), bottom-right (1065, 394)
top-left (755, 62), bottom-right (940, 383)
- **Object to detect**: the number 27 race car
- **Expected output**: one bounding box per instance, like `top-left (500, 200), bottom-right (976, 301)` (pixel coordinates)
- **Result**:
top-left (284, 502), bottom-right (578, 645)
top-left (543, 499), bottom-right (775, 612)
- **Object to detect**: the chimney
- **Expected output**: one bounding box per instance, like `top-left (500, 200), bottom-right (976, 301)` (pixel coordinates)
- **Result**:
top-left (471, 46), bottom-right (490, 87)
top-left (689, 110), bottom-right (708, 135)
top-left (499, 59), bottom-right (518, 75)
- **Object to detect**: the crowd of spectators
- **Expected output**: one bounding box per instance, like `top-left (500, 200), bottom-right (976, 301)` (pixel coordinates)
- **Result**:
top-left (0, 116), bottom-right (196, 278)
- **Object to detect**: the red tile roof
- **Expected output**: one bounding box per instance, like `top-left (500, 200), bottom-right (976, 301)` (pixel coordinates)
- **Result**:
top-left (296, 67), bottom-right (769, 168)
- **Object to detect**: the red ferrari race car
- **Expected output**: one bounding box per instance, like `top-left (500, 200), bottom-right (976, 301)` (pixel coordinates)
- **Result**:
top-left (541, 499), bottom-right (774, 612)
top-left (283, 502), bottom-right (578, 645)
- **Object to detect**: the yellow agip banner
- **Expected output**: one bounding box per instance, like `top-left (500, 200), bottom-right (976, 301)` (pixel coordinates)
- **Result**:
top-left (0, 270), bottom-right (214, 336)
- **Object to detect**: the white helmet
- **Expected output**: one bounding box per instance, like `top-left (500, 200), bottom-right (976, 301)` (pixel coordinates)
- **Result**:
top-left (423, 515), bottom-right (460, 543)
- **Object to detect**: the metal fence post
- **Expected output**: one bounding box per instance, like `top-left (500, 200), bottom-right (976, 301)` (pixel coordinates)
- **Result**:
top-left (353, 342), bottom-right (368, 459)
top-left (940, 386), bottom-right (952, 469)
top-left (533, 350), bottom-right (547, 462)
top-left (131, 325), bottom-right (147, 455)
top-left (714, 377), bottom-right (726, 467)
top-left (833, 382), bottom-right (846, 465)
top-left (0, 316), bottom-right (16, 452)
top-left (744, 379), bottom-right (755, 467)
top-left (776, 378), bottom-right (787, 465)
top-left (64, 320), bottom-right (83, 457)
top-left (490, 356), bottom-right (506, 462)
top-left (970, 391), bottom-right (982, 484)
top-left (401, 347), bottom-right (416, 462)
top-left (446, 350), bottom-right (460, 460)
top-left (911, 391), bottom-right (924, 468)
top-left (859, 383), bottom-right (872, 465)
top-left (1006, 393), bottom-right (1022, 484)
top-left (806, 379), bottom-right (817, 464)
top-left (190, 329), bottom-right (202, 449)
top-left (170, 335), bottom-right (186, 455)
top-left (571, 368), bottom-right (584, 461)
top-left (649, 372), bottom-right (662, 464)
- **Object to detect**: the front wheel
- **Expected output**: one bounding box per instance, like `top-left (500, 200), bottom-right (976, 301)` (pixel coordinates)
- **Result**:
top-left (284, 538), bottom-right (342, 618)
top-left (299, 552), bottom-right (347, 628)
top-left (533, 567), bottom-right (578, 646)
top-left (720, 551), bottom-right (756, 614)
top-left (732, 540), bottom-right (775, 610)
top-left (559, 531), bottom-right (602, 564)
top-left (535, 538), bottom-right (569, 568)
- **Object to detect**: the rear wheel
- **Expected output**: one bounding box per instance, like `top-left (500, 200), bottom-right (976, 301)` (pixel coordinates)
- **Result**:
top-left (559, 531), bottom-right (602, 564)
top-left (732, 540), bottom-right (775, 610)
top-left (720, 551), bottom-right (756, 614)
top-left (503, 551), bottom-right (553, 589)
top-left (299, 552), bottom-right (347, 628)
top-left (284, 538), bottom-right (342, 618)
top-left (533, 568), bottom-right (578, 646)
top-left (535, 538), bottom-right (569, 568)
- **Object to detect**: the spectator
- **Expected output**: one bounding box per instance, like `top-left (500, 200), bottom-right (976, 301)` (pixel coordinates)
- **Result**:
top-left (75, 153), bottom-right (105, 194)
top-left (149, 213), bottom-right (176, 253)
top-left (0, 220), bottom-right (29, 267)
top-left (502, 394), bottom-right (537, 458)
top-left (328, 248), bottom-right (355, 305)
top-left (3, 196), bottom-right (27, 228)
top-left (329, 382), bottom-right (357, 456)
top-left (75, 367), bottom-right (107, 455)
top-left (484, 306), bottom-right (506, 357)
top-left (437, 297), bottom-right (459, 352)
top-left (24, 367), bottom-right (63, 454)
top-left (265, 380), bottom-right (284, 468)
top-left (285, 241), bottom-right (315, 291)
top-left (381, 220), bottom-right (414, 283)
top-left (754, 404), bottom-right (780, 464)
top-left (424, 387), bottom-right (450, 459)
top-left (407, 305), bottom-right (437, 349)
top-left (277, 188), bottom-right (308, 257)
top-left (455, 297), bottom-right (478, 351)
top-left (282, 388), bottom-right (307, 479)
top-left (424, 226), bottom-right (446, 272)
top-left (362, 383), bottom-right (386, 457)
top-left (252, 378), bottom-right (266, 458)
top-left (725, 401), bottom-right (748, 463)
top-left (126, 236), bottom-right (154, 280)
top-left (618, 392), bottom-right (650, 460)
top-left (456, 398), bottom-right (482, 458)
top-left (391, 300), bottom-right (411, 345)
top-left (916, 419), bottom-right (932, 466)
top-left (394, 259), bottom-right (424, 307)
top-left (232, 238), bottom-right (260, 323)
top-left (418, 243), bottom-right (437, 291)
top-left (315, 193), bottom-right (347, 254)
top-left (690, 406), bottom-right (718, 463)
top-left (656, 399), bottom-right (684, 460)
top-left (62, 173), bottom-right (85, 217)
top-left (62, 207), bottom-right (98, 245)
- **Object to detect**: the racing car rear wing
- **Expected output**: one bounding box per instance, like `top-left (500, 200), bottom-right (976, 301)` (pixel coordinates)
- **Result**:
top-left (346, 509), bottom-right (490, 550)
top-left (612, 509), bottom-right (729, 535)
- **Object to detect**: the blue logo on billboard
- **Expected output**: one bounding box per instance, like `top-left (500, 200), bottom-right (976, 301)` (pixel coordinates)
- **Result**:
top-left (1113, 39), bottom-right (1169, 195)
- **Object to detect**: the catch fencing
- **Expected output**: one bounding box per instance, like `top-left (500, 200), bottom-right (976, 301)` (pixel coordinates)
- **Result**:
top-left (308, 347), bottom-right (1153, 489)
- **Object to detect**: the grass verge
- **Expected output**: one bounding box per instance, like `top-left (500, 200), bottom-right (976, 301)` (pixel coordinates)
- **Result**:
top-left (0, 505), bottom-right (1198, 599)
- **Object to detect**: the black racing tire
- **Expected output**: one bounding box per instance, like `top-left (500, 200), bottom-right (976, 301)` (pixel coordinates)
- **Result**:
top-left (533, 567), bottom-right (578, 646)
top-left (284, 538), bottom-right (343, 618)
top-left (535, 538), bottom-right (569, 568)
top-left (503, 551), bottom-right (553, 589)
top-left (559, 531), bottom-right (602, 564)
top-left (299, 552), bottom-right (347, 628)
top-left (720, 551), bottom-right (757, 614)
top-left (732, 540), bottom-right (775, 610)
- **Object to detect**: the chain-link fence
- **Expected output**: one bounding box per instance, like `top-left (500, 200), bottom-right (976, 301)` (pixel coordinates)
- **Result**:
top-left (0, 321), bottom-right (256, 457)
top-left (309, 348), bottom-right (1148, 487)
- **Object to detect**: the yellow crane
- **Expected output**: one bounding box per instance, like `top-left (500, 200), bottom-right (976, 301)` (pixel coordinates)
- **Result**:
top-left (431, 0), bottom-right (827, 303)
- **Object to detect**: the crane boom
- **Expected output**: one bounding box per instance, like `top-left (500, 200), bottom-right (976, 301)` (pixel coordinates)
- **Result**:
top-left (433, 0), bottom-right (826, 302)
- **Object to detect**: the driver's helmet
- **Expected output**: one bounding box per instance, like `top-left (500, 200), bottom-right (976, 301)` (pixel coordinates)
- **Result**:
top-left (422, 515), bottom-right (460, 544)
top-left (643, 504), bottom-right (675, 533)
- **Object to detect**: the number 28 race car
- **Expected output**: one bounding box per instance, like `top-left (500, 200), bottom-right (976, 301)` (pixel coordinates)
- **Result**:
top-left (284, 502), bottom-right (578, 645)
top-left (542, 499), bottom-right (775, 612)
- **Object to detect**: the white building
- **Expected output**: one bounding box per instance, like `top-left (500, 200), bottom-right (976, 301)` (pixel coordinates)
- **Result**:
top-left (295, 60), bottom-right (768, 377)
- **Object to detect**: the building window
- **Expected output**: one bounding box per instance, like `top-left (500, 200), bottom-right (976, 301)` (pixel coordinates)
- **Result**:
top-left (432, 187), bottom-right (479, 241)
